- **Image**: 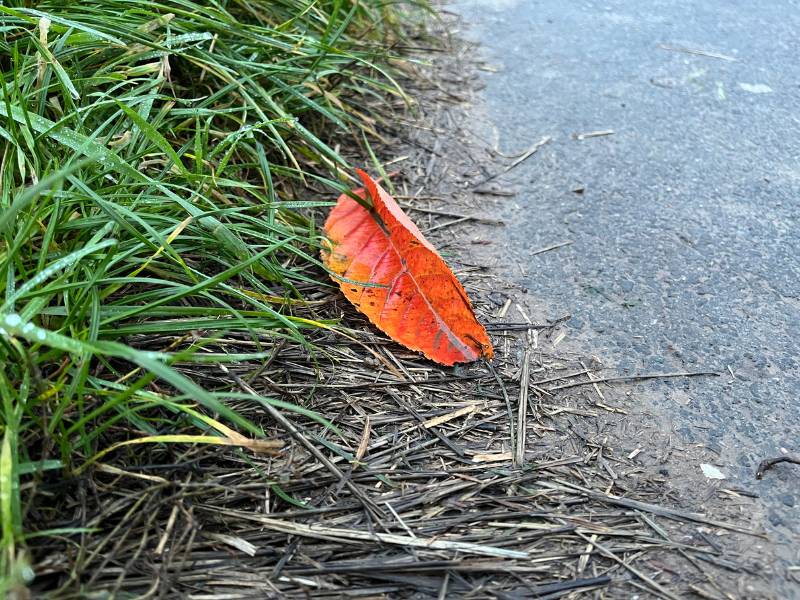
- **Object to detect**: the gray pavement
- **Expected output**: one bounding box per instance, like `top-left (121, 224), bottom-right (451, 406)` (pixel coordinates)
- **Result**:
top-left (454, 0), bottom-right (800, 562)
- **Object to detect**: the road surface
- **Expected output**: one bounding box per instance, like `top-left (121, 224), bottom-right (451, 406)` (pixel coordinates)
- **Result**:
top-left (454, 0), bottom-right (800, 573)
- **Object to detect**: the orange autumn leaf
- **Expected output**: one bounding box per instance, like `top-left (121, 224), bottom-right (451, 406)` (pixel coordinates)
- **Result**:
top-left (321, 169), bottom-right (493, 366)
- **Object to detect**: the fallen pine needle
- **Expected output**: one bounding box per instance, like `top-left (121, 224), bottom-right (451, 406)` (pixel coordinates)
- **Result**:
top-left (423, 404), bottom-right (479, 429)
top-left (574, 129), bottom-right (615, 140)
top-left (199, 508), bottom-right (530, 559)
top-left (472, 452), bottom-right (514, 463)
top-left (546, 370), bottom-right (719, 391)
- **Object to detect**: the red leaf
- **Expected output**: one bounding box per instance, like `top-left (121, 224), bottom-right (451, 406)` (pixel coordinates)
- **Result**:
top-left (322, 169), bottom-right (493, 366)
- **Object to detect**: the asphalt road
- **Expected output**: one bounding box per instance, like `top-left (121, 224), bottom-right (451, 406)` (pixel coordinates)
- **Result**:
top-left (454, 0), bottom-right (800, 558)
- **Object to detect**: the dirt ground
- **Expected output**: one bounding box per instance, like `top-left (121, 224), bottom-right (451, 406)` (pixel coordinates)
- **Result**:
top-left (28, 9), bottom-right (798, 600)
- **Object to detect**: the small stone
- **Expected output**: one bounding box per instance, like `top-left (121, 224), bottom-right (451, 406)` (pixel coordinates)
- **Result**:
top-left (739, 82), bottom-right (773, 94)
top-left (700, 463), bottom-right (726, 479)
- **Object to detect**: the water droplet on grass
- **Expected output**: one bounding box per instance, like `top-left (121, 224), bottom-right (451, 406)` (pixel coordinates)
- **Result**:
top-left (4, 313), bottom-right (22, 328)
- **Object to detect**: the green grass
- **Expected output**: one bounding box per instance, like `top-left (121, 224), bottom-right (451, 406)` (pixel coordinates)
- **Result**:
top-left (0, 0), bottom-right (419, 590)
